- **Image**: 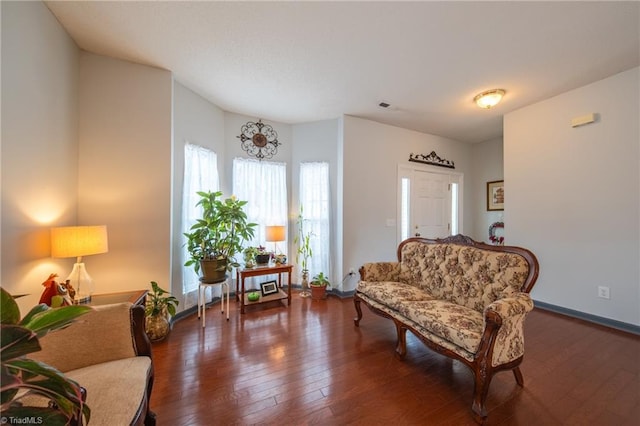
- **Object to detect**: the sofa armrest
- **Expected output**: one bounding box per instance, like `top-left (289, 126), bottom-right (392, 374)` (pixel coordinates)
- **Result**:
top-left (31, 302), bottom-right (148, 373)
top-left (483, 293), bottom-right (534, 366)
top-left (484, 293), bottom-right (534, 320)
top-left (359, 262), bottom-right (400, 282)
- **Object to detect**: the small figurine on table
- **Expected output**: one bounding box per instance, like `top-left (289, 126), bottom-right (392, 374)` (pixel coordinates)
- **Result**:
top-left (39, 273), bottom-right (75, 307)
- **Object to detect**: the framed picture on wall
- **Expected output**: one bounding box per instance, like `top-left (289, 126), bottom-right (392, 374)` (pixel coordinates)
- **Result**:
top-left (487, 180), bottom-right (504, 211)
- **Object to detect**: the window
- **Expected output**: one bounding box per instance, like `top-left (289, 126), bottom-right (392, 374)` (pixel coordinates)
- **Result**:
top-left (450, 182), bottom-right (459, 235)
top-left (400, 177), bottom-right (410, 241)
top-left (232, 158), bottom-right (288, 251)
top-left (182, 144), bottom-right (218, 295)
top-left (299, 162), bottom-right (331, 280)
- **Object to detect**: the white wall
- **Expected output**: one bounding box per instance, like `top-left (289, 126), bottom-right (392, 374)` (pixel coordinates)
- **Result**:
top-left (171, 81), bottom-right (226, 310)
top-left (77, 53), bottom-right (173, 294)
top-left (1, 1), bottom-right (80, 311)
top-left (505, 67), bottom-right (640, 326)
top-left (470, 137), bottom-right (504, 243)
top-left (341, 115), bottom-right (473, 292)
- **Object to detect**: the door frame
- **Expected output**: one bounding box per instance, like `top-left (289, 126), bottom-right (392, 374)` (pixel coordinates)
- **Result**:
top-left (397, 163), bottom-right (464, 245)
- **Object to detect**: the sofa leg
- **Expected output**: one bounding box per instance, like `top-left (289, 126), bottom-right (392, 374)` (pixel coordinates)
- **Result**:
top-left (394, 322), bottom-right (407, 358)
top-left (471, 368), bottom-right (492, 424)
top-left (145, 410), bottom-right (157, 426)
top-left (513, 366), bottom-right (524, 386)
top-left (353, 297), bottom-right (363, 326)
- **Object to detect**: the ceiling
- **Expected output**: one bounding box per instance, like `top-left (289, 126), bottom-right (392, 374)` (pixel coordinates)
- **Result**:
top-left (44, 1), bottom-right (639, 144)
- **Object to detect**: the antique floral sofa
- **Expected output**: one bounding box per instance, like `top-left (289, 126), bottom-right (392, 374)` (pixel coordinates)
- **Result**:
top-left (30, 302), bottom-right (156, 426)
top-left (354, 235), bottom-right (539, 423)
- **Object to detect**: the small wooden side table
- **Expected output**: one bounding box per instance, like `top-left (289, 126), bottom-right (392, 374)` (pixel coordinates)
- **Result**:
top-left (86, 290), bottom-right (148, 307)
top-left (236, 263), bottom-right (293, 314)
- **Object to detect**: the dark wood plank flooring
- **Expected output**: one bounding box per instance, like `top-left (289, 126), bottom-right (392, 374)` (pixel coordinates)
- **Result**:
top-left (149, 294), bottom-right (640, 425)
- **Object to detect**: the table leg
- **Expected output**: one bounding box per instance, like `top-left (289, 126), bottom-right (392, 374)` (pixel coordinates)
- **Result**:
top-left (201, 285), bottom-right (206, 328)
top-left (287, 269), bottom-right (291, 305)
top-left (225, 281), bottom-right (230, 321)
top-left (235, 270), bottom-right (240, 302)
top-left (241, 276), bottom-right (246, 314)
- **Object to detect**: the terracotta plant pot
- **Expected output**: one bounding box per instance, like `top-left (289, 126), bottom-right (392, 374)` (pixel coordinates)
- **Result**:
top-left (310, 285), bottom-right (327, 301)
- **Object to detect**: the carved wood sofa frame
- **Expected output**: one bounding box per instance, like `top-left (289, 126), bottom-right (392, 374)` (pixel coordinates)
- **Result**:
top-left (353, 235), bottom-right (539, 423)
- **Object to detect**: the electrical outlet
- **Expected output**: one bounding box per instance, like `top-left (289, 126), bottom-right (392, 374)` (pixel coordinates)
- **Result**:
top-left (597, 286), bottom-right (610, 299)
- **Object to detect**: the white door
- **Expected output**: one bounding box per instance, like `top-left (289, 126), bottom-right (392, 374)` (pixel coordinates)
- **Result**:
top-left (411, 170), bottom-right (451, 238)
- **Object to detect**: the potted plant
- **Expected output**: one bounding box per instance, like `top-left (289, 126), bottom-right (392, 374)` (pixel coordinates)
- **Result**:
top-left (1, 287), bottom-right (92, 424)
top-left (243, 245), bottom-right (272, 267)
top-left (310, 271), bottom-right (330, 300)
top-left (184, 191), bottom-right (257, 281)
top-left (144, 281), bottom-right (179, 342)
top-left (255, 245), bottom-right (272, 265)
top-left (243, 246), bottom-right (258, 268)
top-left (294, 205), bottom-right (313, 297)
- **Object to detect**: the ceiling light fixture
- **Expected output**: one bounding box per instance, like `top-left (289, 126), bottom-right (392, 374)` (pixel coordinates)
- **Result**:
top-left (473, 89), bottom-right (506, 109)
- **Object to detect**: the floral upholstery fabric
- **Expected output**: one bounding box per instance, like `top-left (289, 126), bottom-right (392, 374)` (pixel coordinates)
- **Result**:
top-left (486, 293), bottom-right (534, 366)
top-left (360, 262), bottom-right (400, 282)
top-left (398, 300), bottom-right (484, 353)
top-left (356, 241), bottom-right (535, 365)
top-left (398, 242), bottom-right (530, 313)
top-left (357, 281), bottom-right (434, 311)
top-left (357, 293), bottom-right (476, 362)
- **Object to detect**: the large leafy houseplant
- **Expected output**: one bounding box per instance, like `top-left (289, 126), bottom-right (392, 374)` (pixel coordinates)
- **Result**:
top-left (184, 191), bottom-right (257, 278)
top-left (0, 287), bottom-right (92, 425)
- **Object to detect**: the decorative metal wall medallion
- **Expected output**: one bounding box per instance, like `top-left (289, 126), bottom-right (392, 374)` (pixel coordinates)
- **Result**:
top-left (237, 119), bottom-right (280, 160)
top-left (408, 151), bottom-right (455, 169)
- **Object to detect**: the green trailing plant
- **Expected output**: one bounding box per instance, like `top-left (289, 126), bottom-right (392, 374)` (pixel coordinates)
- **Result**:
top-left (145, 281), bottom-right (179, 318)
top-left (310, 272), bottom-right (330, 287)
top-left (243, 246), bottom-right (259, 266)
top-left (0, 287), bottom-right (92, 425)
top-left (294, 205), bottom-right (313, 273)
top-left (184, 191), bottom-right (257, 274)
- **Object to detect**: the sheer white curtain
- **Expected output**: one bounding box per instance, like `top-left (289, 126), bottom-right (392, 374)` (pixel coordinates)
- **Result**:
top-left (300, 162), bottom-right (331, 283)
top-left (182, 143), bottom-right (218, 302)
top-left (232, 158), bottom-right (288, 252)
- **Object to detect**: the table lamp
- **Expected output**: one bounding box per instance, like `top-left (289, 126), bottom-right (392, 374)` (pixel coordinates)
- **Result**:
top-left (51, 225), bottom-right (109, 303)
top-left (265, 225), bottom-right (286, 253)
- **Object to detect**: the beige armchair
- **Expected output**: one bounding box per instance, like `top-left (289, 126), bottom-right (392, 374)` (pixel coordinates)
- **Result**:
top-left (30, 302), bottom-right (156, 426)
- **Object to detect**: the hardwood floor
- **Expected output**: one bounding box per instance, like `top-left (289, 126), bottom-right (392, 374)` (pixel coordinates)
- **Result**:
top-left (149, 294), bottom-right (640, 425)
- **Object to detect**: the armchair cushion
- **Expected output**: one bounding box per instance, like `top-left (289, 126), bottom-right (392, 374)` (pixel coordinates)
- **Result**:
top-left (33, 302), bottom-right (138, 372)
top-left (65, 357), bottom-right (152, 426)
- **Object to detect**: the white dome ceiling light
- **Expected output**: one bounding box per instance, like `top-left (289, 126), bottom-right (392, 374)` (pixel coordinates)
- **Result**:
top-left (474, 89), bottom-right (506, 109)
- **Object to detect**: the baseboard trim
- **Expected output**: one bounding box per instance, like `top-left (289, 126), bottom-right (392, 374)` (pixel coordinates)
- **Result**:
top-left (533, 300), bottom-right (640, 335)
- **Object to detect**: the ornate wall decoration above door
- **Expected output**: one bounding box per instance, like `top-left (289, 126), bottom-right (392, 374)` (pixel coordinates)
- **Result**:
top-left (408, 151), bottom-right (455, 169)
top-left (237, 119), bottom-right (280, 160)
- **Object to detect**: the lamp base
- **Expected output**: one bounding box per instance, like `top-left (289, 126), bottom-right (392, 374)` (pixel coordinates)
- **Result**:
top-left (65, 262), bottom-right (95, 304)
top-left (73, 293), bottom-right (92, 304)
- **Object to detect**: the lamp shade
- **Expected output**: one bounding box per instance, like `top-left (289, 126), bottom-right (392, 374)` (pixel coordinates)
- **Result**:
top-left (265, 225), bottom-right (286, 242)
top-left (51, 225), bottom-right (109, 258)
